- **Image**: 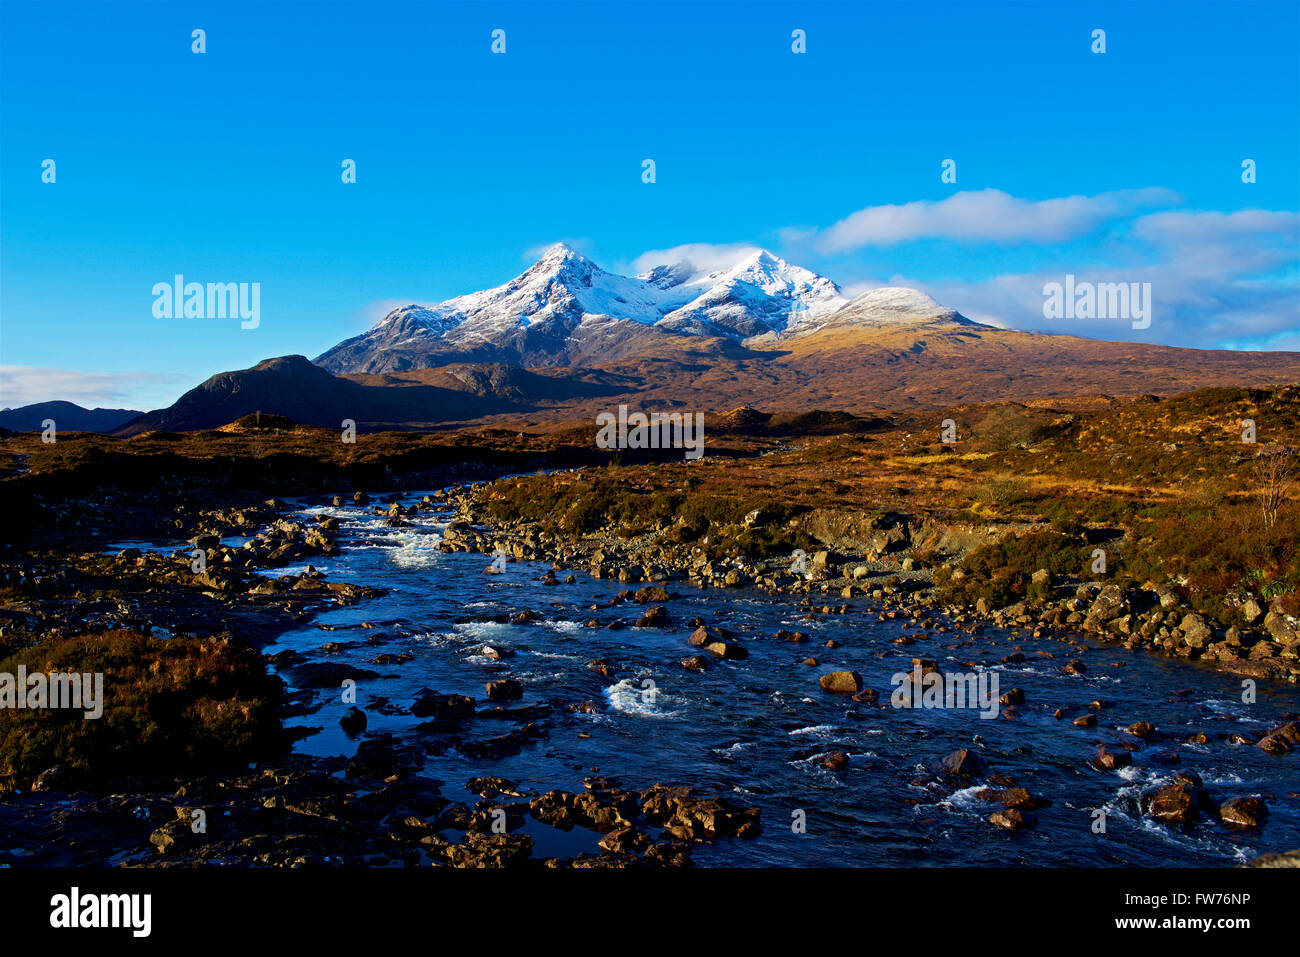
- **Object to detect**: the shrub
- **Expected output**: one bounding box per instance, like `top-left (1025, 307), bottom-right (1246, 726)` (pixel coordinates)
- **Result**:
top-left (0, 630), bottom-right (288, 792)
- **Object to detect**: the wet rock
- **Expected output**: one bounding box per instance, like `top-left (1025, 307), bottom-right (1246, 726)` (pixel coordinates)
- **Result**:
top-left (940, 748), bottom-right (986, 776)
top-left (1142, 784), bottom-right (1200, 825)
top-left (1219, 796), bottom-right (1269, 829)
top-left (369, 652), bottom-right (413, 665)
top-left (149, 809), bottom-right (201, 855)
top-left (530, 790), bottom-right (577, 829)
top-left (1126, 721), bottom-right (1156, 739)
top-left (636, 606), bottom-right (670, 628)
top-left (1094, 746), bottom-right (1131, 770)
top-left (410, 690), bottom-right (476, 720)
top-left (819, 671), bottom-right (864, 694)
top-left (680, 655), bottom-right (710, 672)
top-left (688, 625), bottom-right (729, 647)
top-left (285, 661), bottom-right (380, 689)
top-left (999, 788), bottom-right (1047, 810)
top-left (1270, 720), bottom-right (1300, 743)
top-left (599, 827), bottom-right (653, 855)
top-left (1145, 748), bottom-right (1181, 765)
top-left (1257, 734), bottom-right (1292, 755)
top-left (445, 832), bottom-right (534, 868)
top-left (999, 688), bottom-right (1025, 706)
top-left (586, 659), bottom-right (616, 678)
top-left (486, 679), bottom-right (523, 702)
top-left (819, 750), bottom-right (849, 772)
top-left (466, 776), bottom-right (520, 798)
top-left (703, 640), bottom-right (748, 660)
top-left (339, 706), bottom-right (367, 734)
top-left (989, 808), bottom-right (1035, 830)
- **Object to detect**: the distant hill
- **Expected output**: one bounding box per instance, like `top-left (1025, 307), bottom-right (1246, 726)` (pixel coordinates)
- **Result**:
top-left (0, 400), bottom-right (142, 433)
top-left (113, 330), bottom-right (1300, 436)
top-left (113, 355), bottom-right (621, 435)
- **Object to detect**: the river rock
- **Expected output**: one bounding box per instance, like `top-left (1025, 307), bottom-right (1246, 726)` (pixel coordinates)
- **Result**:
top-left (1142, 784), bottom-right (1199, 825)
top-left (989, 808), bottom-right (1035, 830)
top-left (819, 671), bottom-right (863, 694)
top-left (1126, 721), bottom-right (1156, 739)
top-left (1094, 745), bottom-right (1131, 770)
top-left (486, 679), bottom-right (523, 701)
top-left (411, 690), bottom-right (476, 720)
top-left (1219, 796), bottom-right (1269, 829)
top-left (1179, 613), bottom-right (1213, 649)
top-left (941, 748), bottom-right (986, 776)
top-left (704, 641), bottom-right (748, 660)
top-left (339, 706), bottom-right (367, 734)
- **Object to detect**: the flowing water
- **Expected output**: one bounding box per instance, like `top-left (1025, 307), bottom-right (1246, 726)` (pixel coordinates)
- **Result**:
top-left (149, 489), bottom-right (1300, 866)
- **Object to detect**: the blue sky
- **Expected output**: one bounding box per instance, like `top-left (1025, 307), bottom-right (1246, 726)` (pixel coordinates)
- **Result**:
top-left (2, 0), bottom-right (1297, 410)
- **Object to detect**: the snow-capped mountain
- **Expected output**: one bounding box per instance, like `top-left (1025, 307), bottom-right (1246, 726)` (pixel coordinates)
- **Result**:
top-left (649, 248), bottom-right (849, 338)
top-left (314, 244), bottom-right (966, 373)
top-left (774, 286), bottom-right (975, 337)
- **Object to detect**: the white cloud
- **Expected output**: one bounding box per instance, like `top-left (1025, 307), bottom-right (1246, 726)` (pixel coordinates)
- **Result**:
top-left (355, 298), bottom-right (418, 326)
top-left (0, 367), bottom-right (185, 410)
top-left (628, 242), bottom-right (762, 275)
top-left (814, 187), bottom-right (1181, 252)
top-left (887, 257), bottom-right (1298, 351)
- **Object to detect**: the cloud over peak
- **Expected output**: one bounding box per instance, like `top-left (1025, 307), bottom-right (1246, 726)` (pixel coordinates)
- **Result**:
top-left (814, 187), bottom-right (1182, 252)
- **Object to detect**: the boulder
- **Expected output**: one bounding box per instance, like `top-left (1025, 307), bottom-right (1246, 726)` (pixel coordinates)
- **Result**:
top-left (1142, 784), bottom-right (1199, 825)
top-left (1179, 613), bottom-right (1213, 649)
top-left (819, 671), bottom-right (864, 694)
top-left (1094, 745), bottom-right (1131, 770)
top-left (1219, 796), bottom-right (1269, 829)
top-left (989, 808), bottom-right (1035, 830)
top-left (940, 748), bottom-right (987, 776)
top-left (411, 690), bottom-right (476, 720)
top-left (486, 679), bottom-right (523, 701)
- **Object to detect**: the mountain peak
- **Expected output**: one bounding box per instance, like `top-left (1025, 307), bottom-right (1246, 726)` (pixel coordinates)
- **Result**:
top-left (315, 248), bottom-right (963, 373)
top-left (533, 242), bottom-right (591, 270)
top-left (522, 242), bottom-right (599, 289)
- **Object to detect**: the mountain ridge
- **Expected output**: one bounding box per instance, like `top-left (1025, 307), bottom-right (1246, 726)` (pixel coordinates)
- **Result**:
top-left (314, 244), bottom-right (958, 373)
top-left (0, 400), bottom-right (143, 433)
